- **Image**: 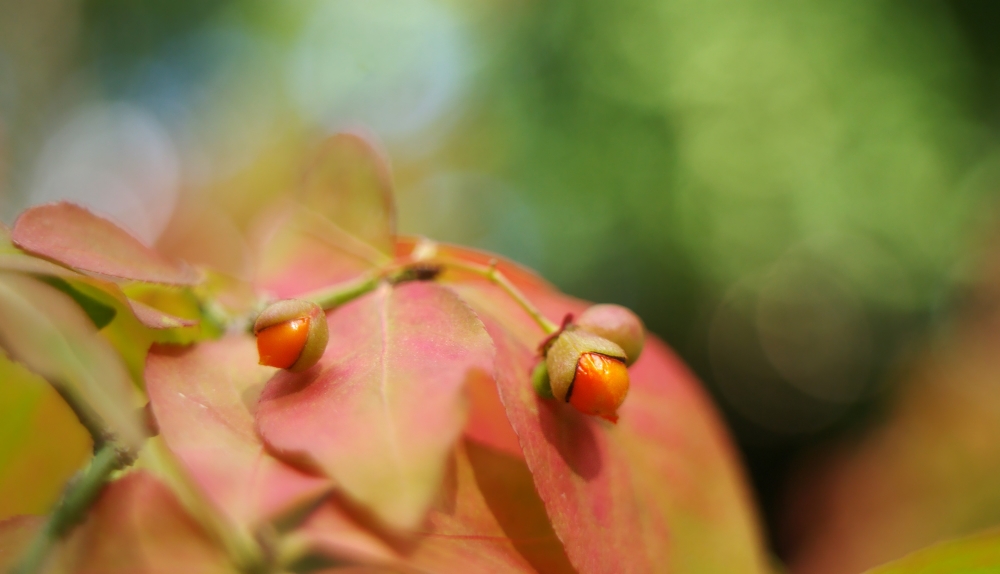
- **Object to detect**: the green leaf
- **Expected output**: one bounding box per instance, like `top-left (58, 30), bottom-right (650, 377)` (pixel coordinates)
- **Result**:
top-left (40, 277), bottom-right (117, 329)
top-left (0, 273), bottom-right (145, 451)
top-left (864, 529), bottom-right (1000, 573)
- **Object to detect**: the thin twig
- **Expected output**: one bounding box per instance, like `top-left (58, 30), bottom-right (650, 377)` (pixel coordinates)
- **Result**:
top-left (434, 257), bottom-right (559, 334)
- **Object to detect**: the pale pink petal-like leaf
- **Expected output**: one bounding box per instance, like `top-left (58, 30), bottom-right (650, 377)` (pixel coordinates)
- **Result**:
top-left (299, 133), bottom-right (395, 256)
top-left (253, 133), bottom-right (396, 297)
top-left (253, 207), bottom-right (384, 298)
top-left (146, 336), bottom-right (332, 528)
top-left (257, 282), bottom-right (494, 531)
top-left (296, 441), bottom-right (571, 573)
top-left (59, 471), bottom-right (234, 573)
top-left (11, 202), bottom-right (199, 285)
top-left (0, 273), bottom-right (145, 450)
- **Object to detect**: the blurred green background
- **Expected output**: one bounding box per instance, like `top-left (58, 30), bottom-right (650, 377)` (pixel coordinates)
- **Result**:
top-left (4, 0), bottom-right (1000, 556)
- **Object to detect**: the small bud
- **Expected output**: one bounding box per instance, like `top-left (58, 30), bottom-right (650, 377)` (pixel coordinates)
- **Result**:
top-left (546, 328), bottom-right (627, 401)
top-left (253, 299), bottom-right (329, 372)
top-left (576, 304), bottom-right (645, 366)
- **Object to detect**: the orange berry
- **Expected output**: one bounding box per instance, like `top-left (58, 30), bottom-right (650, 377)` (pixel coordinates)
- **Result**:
top-left (567, 352), bottom-right (630, 423)
top-left (257, 317), bottom-right (310, 369)
top-left (254, 299), bottom-right (329, 372)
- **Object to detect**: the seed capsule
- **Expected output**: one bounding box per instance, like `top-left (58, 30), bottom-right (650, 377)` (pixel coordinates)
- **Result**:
top-left (567, 352), bottom-right (630, 423)
top-left (253, 299), bottom-right (329, 372)
top-left (545, 327), bottom-right (629, 422)
top-left (576, 304), bottom-right (645, 366)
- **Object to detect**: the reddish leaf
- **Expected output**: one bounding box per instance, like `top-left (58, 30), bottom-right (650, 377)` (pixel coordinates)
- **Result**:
top-left (58, 471), bottom-right (233, 573)
top-left (296, 441), bottom-right (571, 573)
top-left (446, 245), bottom-right (768, 573)
top-left (463, 368), bottom-right (524, 460)
top-left (257, 282), bottom-right (494, 531)
top-left (11, 202), bottom-right (199, 285)
top-left (146, 336), bottom-right (331, 528)
top-left (617, 337), bottom-right (769, 573)
top-left (299, 133), bottom-right (395, 257)
top-left (0, 515), bottom-right (44, 572)
top-left (0, 273), bottom-right (145, 451)
top-left (470, 304), bottom-right (652, 573)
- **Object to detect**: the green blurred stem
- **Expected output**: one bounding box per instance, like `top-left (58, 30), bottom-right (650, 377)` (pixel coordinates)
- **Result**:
top-left (12, 445), bottom-right (127, 574)
top-left (302, 274), bottom-right (381, 310)
top-left (437, 258), bottom-right (559, 334)
top-left (50, 381), bottom-right (111, 452)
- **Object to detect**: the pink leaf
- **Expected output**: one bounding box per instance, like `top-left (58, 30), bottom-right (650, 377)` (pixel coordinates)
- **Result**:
top-left (472, 306), bottom-right (652, 573)
top-left (257, 281), bottom-right (494, 531)
top-left (295, 441), bottom-right (571, 573)
top-left (11, 202), bottom-right (199, 285)
top-left (146, 336), bottom-right (332, 528)
top-left (59, 471), bottom-right (231, 573)
top-left (445, 244), bottom-right (769, 573)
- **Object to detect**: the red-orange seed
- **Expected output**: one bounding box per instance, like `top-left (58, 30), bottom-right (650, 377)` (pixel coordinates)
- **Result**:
top-left (568, 352), bottom-right (630, 423)
top-left (257, 318), bottom-right (310, 369)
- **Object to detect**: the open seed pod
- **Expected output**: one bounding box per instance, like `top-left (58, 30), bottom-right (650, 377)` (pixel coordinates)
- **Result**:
top-left (545, 327), bottom-right (630, 422)
top-left (253, 299), bottom-right (329, 372)
top-left (576, 304), bottom-right (645, 366)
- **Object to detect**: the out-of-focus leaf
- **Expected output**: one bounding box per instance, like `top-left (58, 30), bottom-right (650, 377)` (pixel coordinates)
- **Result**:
top-left (299, 133), bottom-right (395, 257)
top-left (0, 249), bottom-right (196, 331)
top-left (253, 134), bottom-right (395, 298)
top-left (146, 336), bottom-right (332, 528)
top-left (257, 282), bottom-right (494, 531)
top-left (781, 323), bottom-right (1000, 573)
top-left (0, 273), bottom-right (145, 451)
top-left (863, 528), bottom-right (1000, 573)
top-left (0, 358), bottom-right (91, 520)
top-left (11, 202), bottom-right (200, 285)
top-left (252, 206), bottom-right (386, 299)
top-left (57, 471), bottom-right (234, 573)
top-left (296, 441), bottom-right (571, 573)
top-left (0, 515), bottom-right (44, 572)
top-left (446, 245), bottom-right (768, 573)
top-left (40, 277), bottom-right (117, 329)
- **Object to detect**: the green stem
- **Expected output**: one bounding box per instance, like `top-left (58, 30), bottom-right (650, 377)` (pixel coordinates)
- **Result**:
top-left (436, 258), bottom-right (559, 334)
top-left (50, 382), bottom-right (110, 452)
top-left (301, 273), bottom-right (381, 310)
top-left (12, 445), bottom-right (126, 574)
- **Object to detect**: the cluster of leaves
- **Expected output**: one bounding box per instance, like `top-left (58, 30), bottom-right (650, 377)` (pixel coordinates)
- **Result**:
top-left (0, 134), bottom-right (996, 573)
